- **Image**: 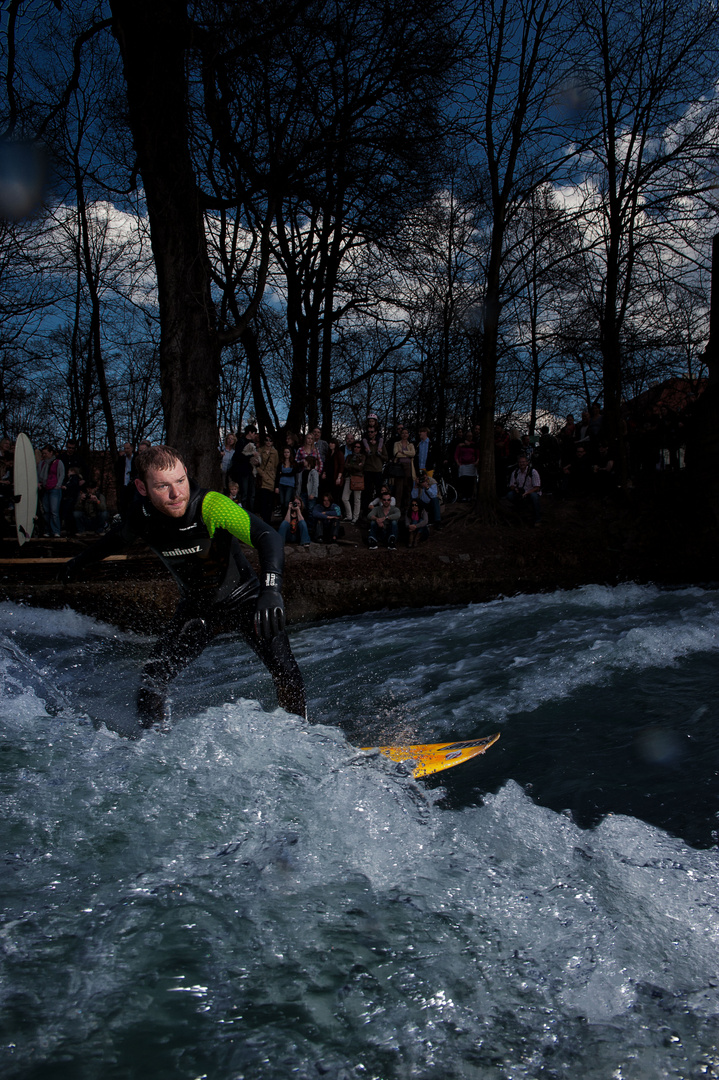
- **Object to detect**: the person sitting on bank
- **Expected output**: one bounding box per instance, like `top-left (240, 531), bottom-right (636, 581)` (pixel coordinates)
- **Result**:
top-left (278, 497), bottom-right (311, 548)
top-left (312, 492), bottom-right (342, 543)
top-left (367, 493), bottom-right (401, 550)
top-left (405, 498), bottom-right (429, 548)
top-left (506, 453), bottom-right (542, 525)
top-left (368, 484), bottom-right (395, 509)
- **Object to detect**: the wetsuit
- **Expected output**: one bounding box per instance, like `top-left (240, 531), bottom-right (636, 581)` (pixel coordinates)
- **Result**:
top-left (65, 482), bottom-right (306, 725)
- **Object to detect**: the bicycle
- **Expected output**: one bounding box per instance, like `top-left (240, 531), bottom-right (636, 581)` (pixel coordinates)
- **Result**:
top-left (434, 469), bottom-right (457, 506)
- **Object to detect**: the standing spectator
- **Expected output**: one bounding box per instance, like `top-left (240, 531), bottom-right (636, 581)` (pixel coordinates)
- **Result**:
top-left (115, 441), bottom-right (135, 518)
top-left (220, 433), bottom-right (237, 490)
top-left (506, 453), bottom-right (542, 525)
top-left (454, 432), bottom-right (478, 501)
top-left (576, 410), bottom-right (592, 447)
top-left (295, 432), bottom-right (323, 472)
top-left (588, 403), bottom-right (604, 443)
top-left (558, 418), bottom-right (578, 473)
top-left (297, 455), bottom-right (319, 515)
top-left (321, 437), bottom-right (345, 497)
top-left (535, 425), bottom-right (561, 495)
top-left (228, 426), bottom-right (260, 511)
top-left (361, 428), bottom-right (387, 511)
top-left (507, 427), bottom-right (523, 467)
top-left (59, 439), bottom-right (86, 480)
top-left (562, 443), bottom-right (592, 498)
top-left (362, 413), bottom-right (383, 445)
top-left (494, 422), bottom-right (510, 496)
top-left (0, 437), bottom-right (13, 511)
top-left (312, 426), bottom-right (329, 468)
top-left (592, 441), bottom-right (617, 496)
top-left (37, 444), bottom-right (65, 537)
top-left (283, 430), bottom-right (300, 458)
top-left (256, 434), bottom-right (279, 524)
top-left (275, 447), bottom-right (298, 516)
top-left (61, 466), bottom-right (85, 536)
top-left (342, 441), bottom-right (365, 523)
top-left (415, 427), bottom-right (437, 476)
top-left (392, 427), bottom-right (416, 512)
top-left (59, 440), bottom-right (86, 531)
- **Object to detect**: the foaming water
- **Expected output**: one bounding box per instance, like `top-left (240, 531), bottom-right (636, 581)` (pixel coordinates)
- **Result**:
top-left (1, 586), bottom-right (718, 1079)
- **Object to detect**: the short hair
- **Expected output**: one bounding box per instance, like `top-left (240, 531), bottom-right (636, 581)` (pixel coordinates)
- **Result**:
top-left (135, 445), bottom-right (186, 483)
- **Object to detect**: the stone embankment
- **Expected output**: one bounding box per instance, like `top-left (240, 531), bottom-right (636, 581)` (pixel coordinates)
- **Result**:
top-left (1, 493), bottom-right (716, 631)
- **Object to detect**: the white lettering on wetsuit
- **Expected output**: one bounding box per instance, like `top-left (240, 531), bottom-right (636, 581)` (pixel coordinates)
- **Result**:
top-left (161, 545), bottom-right (203, 557)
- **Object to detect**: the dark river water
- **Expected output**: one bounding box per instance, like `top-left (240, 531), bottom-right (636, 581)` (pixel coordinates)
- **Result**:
top-left (1, 583), bottom-right (718, 1079)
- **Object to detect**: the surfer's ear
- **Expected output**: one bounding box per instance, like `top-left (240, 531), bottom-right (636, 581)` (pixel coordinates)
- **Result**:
top-left (134, 478), bottom-right (147, 497)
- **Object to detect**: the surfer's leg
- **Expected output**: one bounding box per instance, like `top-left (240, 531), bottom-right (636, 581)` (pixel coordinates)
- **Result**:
top-left (234, 603), bottom-right (308, 720)
top-left (138, 613), bottom-right (214, 726)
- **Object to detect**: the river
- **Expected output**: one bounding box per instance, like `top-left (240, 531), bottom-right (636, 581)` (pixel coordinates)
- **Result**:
top-left (1, 583), bottom-right (718, 1079)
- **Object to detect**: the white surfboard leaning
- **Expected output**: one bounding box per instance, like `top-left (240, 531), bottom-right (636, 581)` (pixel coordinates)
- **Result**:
top-left (13, 433), bottom-right (37, 546)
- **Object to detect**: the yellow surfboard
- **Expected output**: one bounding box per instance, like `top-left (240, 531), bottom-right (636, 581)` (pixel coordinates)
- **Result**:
top-left (361, 733), bottom-right (500, 778)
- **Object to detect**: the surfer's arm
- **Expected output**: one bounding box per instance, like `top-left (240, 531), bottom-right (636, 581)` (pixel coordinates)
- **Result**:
top-left (63, 523), bottom-right (134, 582)
top-left (201, 492), bottom-right (285, 639)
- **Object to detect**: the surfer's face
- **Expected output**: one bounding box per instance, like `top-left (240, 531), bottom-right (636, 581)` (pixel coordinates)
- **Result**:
top-left (136, 464), bottom-right (190, 518)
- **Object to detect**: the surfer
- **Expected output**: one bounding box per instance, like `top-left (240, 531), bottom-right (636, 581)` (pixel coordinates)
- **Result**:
top-left (63, 445), bottom-right (306, 728)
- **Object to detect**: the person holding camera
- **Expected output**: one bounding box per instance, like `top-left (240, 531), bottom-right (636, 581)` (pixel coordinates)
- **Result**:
top-left (506, 453), bottom-right (542, 525)
top-left (278, 497), bottom-right (311, 548)
top-left (73, 480), bottom-right (109, 535)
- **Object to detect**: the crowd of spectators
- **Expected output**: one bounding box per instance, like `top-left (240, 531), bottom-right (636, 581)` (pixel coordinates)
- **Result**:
top-left (0, 391), bottom-right (699, 546)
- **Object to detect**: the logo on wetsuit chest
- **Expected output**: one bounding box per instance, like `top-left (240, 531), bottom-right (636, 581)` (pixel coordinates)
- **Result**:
top-left (162, 545), bottom-right (203, 557)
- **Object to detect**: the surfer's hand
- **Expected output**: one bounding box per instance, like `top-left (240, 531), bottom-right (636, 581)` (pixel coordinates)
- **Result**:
top-left (255, 582), bottom-right (285, 640)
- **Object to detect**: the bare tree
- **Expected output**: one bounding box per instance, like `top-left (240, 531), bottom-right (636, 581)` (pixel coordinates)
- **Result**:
top-left (460, 0), bottom-right (577, 509)
top-left (572, 0), bottom-right (719, 474)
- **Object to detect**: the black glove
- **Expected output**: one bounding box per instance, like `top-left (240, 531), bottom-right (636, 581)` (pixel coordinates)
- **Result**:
top-left (254, 573), bottom-right (285, 640)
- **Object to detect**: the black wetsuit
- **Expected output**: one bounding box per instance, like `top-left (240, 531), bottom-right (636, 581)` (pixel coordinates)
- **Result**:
top-left (65, 481), bottom-right (306, 725)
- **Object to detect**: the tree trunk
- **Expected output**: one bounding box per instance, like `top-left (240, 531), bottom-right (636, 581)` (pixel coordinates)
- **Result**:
top-left (110, 0), bottom-right (220, 486)
top-left (476, 241), bottom-right (503, 514)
